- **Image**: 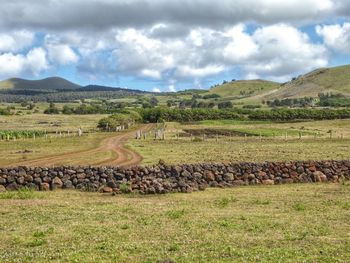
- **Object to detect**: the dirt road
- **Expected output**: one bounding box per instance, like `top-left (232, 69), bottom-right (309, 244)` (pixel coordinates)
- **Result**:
top-left (12, 124), bottom-right (154, 167)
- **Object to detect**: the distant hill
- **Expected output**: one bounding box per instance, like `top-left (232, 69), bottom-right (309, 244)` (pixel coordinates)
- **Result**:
top-left (0, 77), bottom-right (149, 102)
top-left (0, 77), bottom-right (81, 91)
top-left (205, 80), bottom-right (280, 100)
top-left (2, 64), bottom-right (350, 103)
top-left (82, 85), bottom-right (147, 94)
top-left (264, 65), bottom-right (350, 100)
top-left (203, 65), bottom-right (350, 104)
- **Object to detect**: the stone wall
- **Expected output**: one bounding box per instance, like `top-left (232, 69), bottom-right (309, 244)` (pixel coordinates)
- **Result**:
top-left (0, 160), bottom-right (349, 194)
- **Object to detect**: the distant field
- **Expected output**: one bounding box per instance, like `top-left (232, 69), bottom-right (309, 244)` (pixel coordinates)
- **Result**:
top-left (0, 113), bottom-right (105, 132)
top-left (130, 137), bottom-right (350, 165)
top-left (1, 184), bottom-right (349, 262)
top-left (129, 120), bottom-right (350, 165)
top-left (196, 119), bottom-right (350, 137)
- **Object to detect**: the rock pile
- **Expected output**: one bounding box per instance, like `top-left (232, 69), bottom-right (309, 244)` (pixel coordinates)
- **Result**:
top-left (0, 160), bottom-right (349, 194)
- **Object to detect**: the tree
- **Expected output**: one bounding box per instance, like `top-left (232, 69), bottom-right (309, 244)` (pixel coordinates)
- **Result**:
top-left (44, 102), bottom-right (60, 114)
top-left (150, 97), bottom-right (159, 107)
top-left (218, 101), bottom-right (233, 109)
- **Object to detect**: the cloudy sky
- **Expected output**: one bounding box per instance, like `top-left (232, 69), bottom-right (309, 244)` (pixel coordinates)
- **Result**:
top-left (1, 0), bottom-right (350, 91)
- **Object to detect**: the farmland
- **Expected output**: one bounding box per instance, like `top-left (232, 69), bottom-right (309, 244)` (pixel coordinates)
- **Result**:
top-left (129, 119), bottom-right (350, 165)
top-left (0, 117), bottom-right (349, 166)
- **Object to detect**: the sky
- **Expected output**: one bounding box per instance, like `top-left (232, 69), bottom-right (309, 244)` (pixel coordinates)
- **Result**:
top-left (1, 0), bottom-right (350, 92)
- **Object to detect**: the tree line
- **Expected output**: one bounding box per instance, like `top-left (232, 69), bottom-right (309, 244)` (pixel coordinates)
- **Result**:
top-left (249, 108), bottom-right (350, 121)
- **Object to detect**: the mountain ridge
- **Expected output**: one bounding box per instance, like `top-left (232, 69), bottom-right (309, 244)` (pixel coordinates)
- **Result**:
top-left (1, 64), bottom-right (350, 101)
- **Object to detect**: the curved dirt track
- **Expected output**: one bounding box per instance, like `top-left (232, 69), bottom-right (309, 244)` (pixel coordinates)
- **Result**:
top-left (12, 124), bottom-right (154, 168)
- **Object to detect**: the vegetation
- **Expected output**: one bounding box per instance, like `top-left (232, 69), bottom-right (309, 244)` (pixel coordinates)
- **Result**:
top-left (43, 102), bottom-right (60, 114)
top-left (249, 108), bottom-right (350, 121)
top-left (0, 108), bottom-right (11, 115)
top-left (139, 108), bottom-right (242, 122)
top-left (1, 184), bottom-right (349, 262)
top-left (318, 93), bottom-right (350, 107)
top-left (218, 101), bottom-right (233, 109)
top-left (267, 97), bottom-right (315, 107)
top-left (98, 111), bottom-right (141, 131)
top-left (0, 130), bottom-right (45, 140)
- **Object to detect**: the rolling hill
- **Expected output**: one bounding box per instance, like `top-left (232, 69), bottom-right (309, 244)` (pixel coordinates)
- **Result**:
top-left (1, 64), bottom-right (350, 103)
top-left (0, 77), bottom-right (81, 91)
top-left (207, 80), bottom-right (280, 98)
top-left (264, 65), bottom-right (350, 100)
top-left (203, 65), bottom-right (350, 104)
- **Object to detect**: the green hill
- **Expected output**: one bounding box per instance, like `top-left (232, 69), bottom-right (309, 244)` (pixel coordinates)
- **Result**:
top-left (265, 65), bottom-right (350, 100)
top-left (203, 80), bottom-right (280, 104)
top-left (0, 77), bottom-right (81, 91)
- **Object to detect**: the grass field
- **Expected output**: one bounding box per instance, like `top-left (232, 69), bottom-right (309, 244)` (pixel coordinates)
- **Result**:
top-left (0, 113), bottom-right (105, 132)
top-left (129, 120), bottom-right (350, 165)
top-left (0, 118), bottom-right (349, 166)
top-left (0, 133), bottom-right (113, 166)
top-left (130, 137), bottom-right (350, 165)
top-left (196, 119), bottom-right (350, 137)
top-left (0, 184), bottom-right (349, 262)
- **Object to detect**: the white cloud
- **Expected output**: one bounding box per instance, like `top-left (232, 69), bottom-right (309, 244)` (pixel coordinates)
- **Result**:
top-left (175, 65), bottom-right (225, 78)
top-left (0, 1), bottom-right (339, 83)
top-left (47, 44), bottom-right (79, 65)
top-left (114, 28), bottom-right (177, 78)
top-left (0, 47), bottom-right (49, 77)
top-left (243, 24), bottom-right (328, 80)
top-left (223, 24), bottom-right (258, 62)
top-left (0, 30), bottom-right (34, 52)
top-left (168, 84), bottom-right (176, 92)
top-left (316, 23), bottom-right (350, 53)
top-left (44, 34), bottom-right (79, 65)
top-left (152, 87), bottom-right (161, 92)
top-left (141, 69), bottom-right (161, 79)
top-left (70, 23), bottom-right (328, 83)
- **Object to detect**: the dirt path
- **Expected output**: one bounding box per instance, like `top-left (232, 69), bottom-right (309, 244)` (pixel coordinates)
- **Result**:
top-left (13, 124), bottom-right (154, 168)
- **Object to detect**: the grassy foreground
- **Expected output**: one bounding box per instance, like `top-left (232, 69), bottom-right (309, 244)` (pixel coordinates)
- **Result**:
top-left (0, 184), bottom-right (350, 262)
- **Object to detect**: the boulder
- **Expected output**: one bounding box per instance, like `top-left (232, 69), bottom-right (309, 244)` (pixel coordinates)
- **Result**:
top-left (313, 171), bottom-right (327, 182)
top-left (181, 170), bottom-right (191, 178)
top-left (40, 183), bottom-right (50, 191)
top-left (223, 173), bottom-right (234, 181)
top-left (63, 180), bottom-right (74, 189)
top-left (18, 168), bottom-right (27, 177)
top-left (204, 170), bottom-right (215, 181)
top-left (52, 177), bottom-right (63, 189)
